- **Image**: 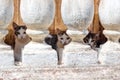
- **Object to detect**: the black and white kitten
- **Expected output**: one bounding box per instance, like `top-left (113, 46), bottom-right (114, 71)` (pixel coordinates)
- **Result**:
top-left (83, 31), bottom-right (107, 49)
top-left (4, 22), bottom-right (32, 66)
top-left (83, 31), bottom-right (107, 64)
top-left (45, 28), bottom-right (72, 65)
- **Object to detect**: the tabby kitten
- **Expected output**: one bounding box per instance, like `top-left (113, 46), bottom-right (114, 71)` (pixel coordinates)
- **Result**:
top-left (83, 31), bottom-right (107, 64)
top-left (45, 28), bottom-right (72, 65)
top-left (83, 31), bottom-right (107, 49)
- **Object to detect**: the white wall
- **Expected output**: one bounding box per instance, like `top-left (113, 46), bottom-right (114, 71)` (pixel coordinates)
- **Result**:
top-left (21, 0), bottom-right (55, 29)
top-left (0, 0), bottom-right (120, 30)
top-left (100, 0), bottom-right (120, 24)
top-left (62, 0), bottom-right (94, 30)
top-left (0, 0), bottom-right (13, 28)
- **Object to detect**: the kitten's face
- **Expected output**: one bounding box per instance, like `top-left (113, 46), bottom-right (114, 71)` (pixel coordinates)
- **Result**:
top-left (83, 31), bottom-right (107, 49)
top-left (83, 32), bottom-right (100, 49)
top-left (13, 22), bottom-right (27, 39)
top-left (57, 29), bottom-right (72, 45)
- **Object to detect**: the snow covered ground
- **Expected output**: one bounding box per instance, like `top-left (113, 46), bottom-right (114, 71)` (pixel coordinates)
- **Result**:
top-left (0, 29), bottom-right (120, 80)
top-left (0, 41), bottom-right (120, 67)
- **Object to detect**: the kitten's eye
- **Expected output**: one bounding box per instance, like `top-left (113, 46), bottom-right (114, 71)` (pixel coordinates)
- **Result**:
top-left (91, 40), bottom-right (95, 42)
top-left (23, 32), bottom-right (26, 34)
top-left (67, 37), bottom-right (70, 40)
top-left (60, 38), bottom-right (63, 40)
top-left (15, 32), bottom-right (20, 35)
top-left (18, 27), bottom-right (21, 29)
top-left (17, 32), bottom-right (20, 34)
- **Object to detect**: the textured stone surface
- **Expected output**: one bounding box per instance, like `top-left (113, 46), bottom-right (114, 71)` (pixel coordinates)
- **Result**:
top-left (99, 0), bottom-right (120, 25)
top-left (62, 0), bottom-right (94, 30)
top-left (0, 0), bottom-right (13, 27)
top-left (0, 0), bottom-right (120, 30)
top-left (21, 0), bottom-right (55, 29)
top-left (0, 66), bottom-right (120, 80)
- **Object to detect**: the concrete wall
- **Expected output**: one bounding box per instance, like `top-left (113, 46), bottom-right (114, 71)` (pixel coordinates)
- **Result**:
top-left (100, 0), bottom-right (120, 24)
top-left (0, 0), bottom-right (120, 30)
top-left (21, 0), bottom-right (55, 29)
top-left (0, 0), bottom-right (13, 28)
top-left (99, 0), bottom-right (120, 30)
top-left (61, 0), bottom-right (94, 30)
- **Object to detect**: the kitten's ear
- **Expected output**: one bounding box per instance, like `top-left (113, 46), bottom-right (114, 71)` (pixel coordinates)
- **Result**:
top-left (89, 31), bottom-right (92, 34)
top-left (24, 25), bottom-right (27, 30)
top-left (56, 28), bottom-right (62, 34)
top-left (13, 22), bottom-right (18, 29)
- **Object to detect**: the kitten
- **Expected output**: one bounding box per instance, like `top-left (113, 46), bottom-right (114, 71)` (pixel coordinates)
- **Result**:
top-left (83, 31), bottom-right (107, 64)
top-left (4, 22), bottom-right (32, 66)
top-left (83, 31), bottom-right (107, 49)
top-left (45, 28), bottom-right (72, 65)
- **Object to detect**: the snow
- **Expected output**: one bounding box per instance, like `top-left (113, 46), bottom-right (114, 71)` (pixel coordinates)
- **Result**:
top-left (0, 40), bottom-right (120, 79)
top-left (0, 40), bottom-right (119, 68)
top-left (99, 41), bottom-right (120, 65)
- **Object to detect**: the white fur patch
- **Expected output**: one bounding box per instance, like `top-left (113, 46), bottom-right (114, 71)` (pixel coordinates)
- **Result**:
top-left (47, 34), bottom-right (53, 38)
top-left (58, 34), bottom-right (71, 45)
top-left (57, 48), bottom-right (64, 65)
top-left (17, 28), bottom-right (26, 39)
top-left (88, 37), bottom-right (92, 45)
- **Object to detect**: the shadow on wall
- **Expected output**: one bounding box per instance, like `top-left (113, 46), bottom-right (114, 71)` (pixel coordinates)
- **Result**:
top-left (0, 0), bottom-right (120, 31)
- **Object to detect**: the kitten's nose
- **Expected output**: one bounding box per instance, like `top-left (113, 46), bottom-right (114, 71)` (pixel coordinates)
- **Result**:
top-left (21, 36), bottom-right (24, 39)
top-left (83, 38), bottom-right (88, 43)
top-left (87, 42), bottom-right (91, 45)
top-left (63, 42), bottom-right (67, 45)
top-left (88, 43), bottom-right (90, 45)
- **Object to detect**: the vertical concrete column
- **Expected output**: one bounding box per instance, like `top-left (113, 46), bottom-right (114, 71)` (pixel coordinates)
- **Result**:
top-left (48, 0), bottom-right (67, 34)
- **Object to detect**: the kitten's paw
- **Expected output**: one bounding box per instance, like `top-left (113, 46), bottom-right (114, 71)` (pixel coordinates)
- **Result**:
top-left (14, 61), bottom-right (22, 66)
